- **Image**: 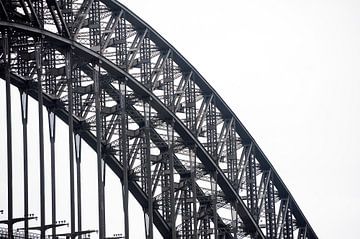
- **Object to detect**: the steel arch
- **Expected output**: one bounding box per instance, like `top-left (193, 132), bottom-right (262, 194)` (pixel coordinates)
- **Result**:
top-left (0, 22), bottom-right (260, 238)
top-left (0, 1), bottom-right (317, 239)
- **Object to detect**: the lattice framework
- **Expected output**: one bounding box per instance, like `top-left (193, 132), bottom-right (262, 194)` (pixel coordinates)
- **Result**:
top-left (0, 1), bottom-right (317, 239)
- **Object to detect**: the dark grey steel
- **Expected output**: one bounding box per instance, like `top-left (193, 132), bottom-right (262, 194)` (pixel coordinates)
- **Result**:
top-left (94, 63), bottom-right (106, 239)
top-left (0, 1), bottom-right (318, 238)
top-left (35, 39), bottom-right (46, 239)
top-left (75, 133), bottom-right (83, 235)
top-left (48, 110), bottom-right (56, 239)
top-left (3, 28), bottom-right (13, 239)
top-left (120, 81), bottom-right (129, 239)
top-left (66, 49), bottom-right (76, 239)
top-left (20, 90), bottom-right (29, 239)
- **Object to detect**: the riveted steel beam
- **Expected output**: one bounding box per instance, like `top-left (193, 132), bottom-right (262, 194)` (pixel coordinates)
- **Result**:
top-left (0, 7), bottom-right (316, 235)
top-left (7, 58), bottom-right (236, 239)
top-left (91, 2), bottom-right (317, 237)
top-left (6, 72), bottom-right (172, 238)
top-left (0, 22), bottom-right (263, 237)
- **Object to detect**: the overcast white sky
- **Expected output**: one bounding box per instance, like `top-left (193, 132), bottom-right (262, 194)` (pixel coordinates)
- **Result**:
top-left (0, 0), bottom-right (359, 238)
top-left (119, 0), bottom-right (360, 238)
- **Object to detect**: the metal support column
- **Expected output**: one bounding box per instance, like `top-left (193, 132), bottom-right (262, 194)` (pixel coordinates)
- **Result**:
top-left (66, 50), bottom-right (76, 239)
top-left (168, 121), bottom-right (176, 239)
top-left (190, 147), bottom-right (198, 238)
top-left (169, 120), bottom-right (176, 239)
top-left (120, 81), bottom-right (129, 239)
top-left (94, 63), bottom-right (106, 239)
top-left (48, 110), bottom-right (56, 238)
top-left (211, 172), bottom-right (218, 238)
top-left (35, 39), bottom-right (46, 239)
top-left (2, 28), bottom-right (13, 239)
top-left (20, 90), bottom-right (29, 239)
top-left (265, 172), bottom-right (276, 238)
top-left (206, 98), bottom-right (218, 238)
top-left (163, 56), bottom-right (176, 238)
top-left (144, 102), bottom-right (153, 239)
top-left (75, 134), bottom-right (82, 236)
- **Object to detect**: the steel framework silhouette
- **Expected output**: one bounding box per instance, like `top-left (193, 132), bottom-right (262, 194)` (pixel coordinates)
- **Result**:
top-left (0, 0), bottom-right (317, 238)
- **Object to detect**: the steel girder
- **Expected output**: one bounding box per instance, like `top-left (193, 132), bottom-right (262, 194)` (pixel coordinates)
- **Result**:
top-left (0, 22), bottom-right (255, 239)
top-left (0, 1), bottom-right (317, 238)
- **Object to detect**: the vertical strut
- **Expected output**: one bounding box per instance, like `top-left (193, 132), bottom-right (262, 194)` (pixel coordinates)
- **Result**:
top-left (265, 172), bottom-right (276, 238)
top-left (35, 39), bottom-right (46, 239)
top-left (168, 121), bottom-right (176, 239)
top-left (246, 152), bottom-right (258, 218)
top-left (212, 172), bottom-right (218, 239)
top-left (120, 81), bottom-right (129, 239)
top-left (226, 119), bottom-right (237, 184)
top-left (181, 146), bottom-right (198, 239)
top-left (48, 110), bottom-right (56, 238)
top-left (94, 63), bottom-right (106, 239)
top-left (284, 200), bottom-right (294, 239)
top-left (185, 76), bottom-right (196, 134)
top-left (206, 97), bottom-right (218, 238)
top-left (75, 134), bottom-right (82, 235)
top-left (89, 0), bottom-right (101, 51)
top-left (66, 50), bottom-right (76, 239)
top-left (34, 0), bottom-right (44, 27)
top-left (20, 90), bottom-right (29, 239)
top-left (140, 36), bottom-right (152, 88)
top-left (3, 28), bottom-right (13, 239)
top-left (163, 56), bottom-right (176, 238)
top-left (231, 204), bottom-right (238, 237)
top-left (191, 147), bottom-right (198, 238)
top-left (144, 102), bottom-right (153, 239)
top-left (115, 17), bottom-right (127, 68)
top-left (227, 120), bottom-right (238, 237)
top-left (138, 32), bottom-right (154, 239)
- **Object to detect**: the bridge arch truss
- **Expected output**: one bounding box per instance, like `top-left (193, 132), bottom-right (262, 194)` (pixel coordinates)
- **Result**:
top-left (0, 0), bottom-right (316, 238)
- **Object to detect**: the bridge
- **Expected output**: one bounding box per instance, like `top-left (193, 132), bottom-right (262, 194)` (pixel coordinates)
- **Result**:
top-left (0, 0), bottom-right (317, 238)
